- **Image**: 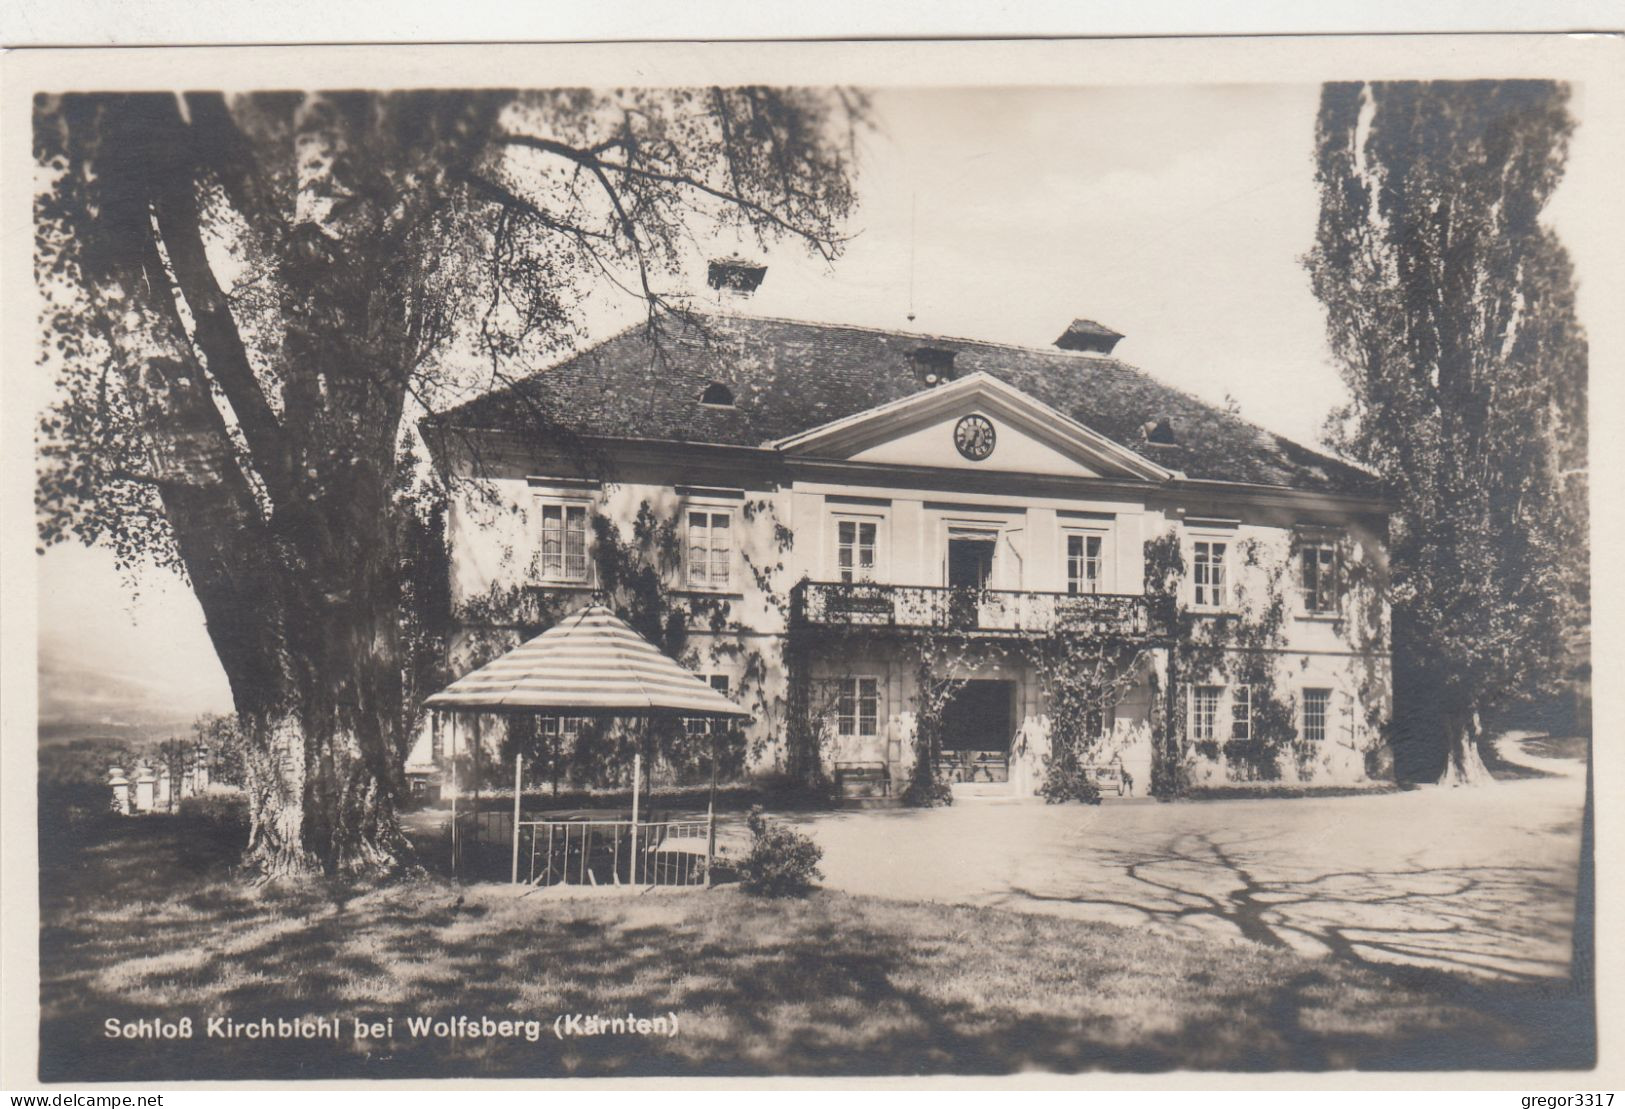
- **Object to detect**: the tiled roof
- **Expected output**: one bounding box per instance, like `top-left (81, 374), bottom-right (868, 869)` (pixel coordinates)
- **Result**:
top-left (433, 313), bottom-right (1380, 497)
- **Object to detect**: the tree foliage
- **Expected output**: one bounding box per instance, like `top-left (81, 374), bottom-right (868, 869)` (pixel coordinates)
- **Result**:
top-left (1304, 81), bottom-right (1588, 783)
top-left (34, 88), bottom-right (868, 875)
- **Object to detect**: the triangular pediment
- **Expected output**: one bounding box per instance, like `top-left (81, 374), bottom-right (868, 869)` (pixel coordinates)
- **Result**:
top-left (769, 372), bottom-right (1174, 482)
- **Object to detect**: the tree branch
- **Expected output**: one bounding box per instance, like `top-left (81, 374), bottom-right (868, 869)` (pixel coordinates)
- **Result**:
top-left (498, 131), bottom-right (845, 261)
top-left (151, 172), bottom-right (295, 508)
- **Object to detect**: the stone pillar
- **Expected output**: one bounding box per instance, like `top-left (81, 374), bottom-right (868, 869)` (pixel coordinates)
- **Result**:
top-left (133, 763), bottom-right (157, 812)
top-left (156, 767), bottom-right (172, 811)
top-left (108, 766), bottom-right (130, 815)
top-left (193, 745), bottom-right (211, 793)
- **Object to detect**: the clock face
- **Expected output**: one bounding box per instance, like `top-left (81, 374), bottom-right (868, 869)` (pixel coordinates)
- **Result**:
top-left (954, 414), bottom-right (996, 461)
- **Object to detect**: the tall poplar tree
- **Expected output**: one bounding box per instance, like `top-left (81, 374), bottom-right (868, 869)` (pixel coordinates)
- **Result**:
top-left (1304, 81), bottom-right (1588, 784)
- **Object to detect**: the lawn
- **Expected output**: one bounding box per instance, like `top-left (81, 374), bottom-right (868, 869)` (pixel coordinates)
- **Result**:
top-left (37, 809), bottom-right (1592, 1081)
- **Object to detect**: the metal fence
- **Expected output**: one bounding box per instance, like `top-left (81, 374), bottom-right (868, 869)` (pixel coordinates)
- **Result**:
top-left (517, 817), bottom-right (711, 888)
top-left (454, 810), bottom-right (713, 888)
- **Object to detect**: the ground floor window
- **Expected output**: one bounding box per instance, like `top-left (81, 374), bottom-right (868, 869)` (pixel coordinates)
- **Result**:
top-left (1230, 684), bottom-right (1252, 741)
top-left (540, 716), bottom-right (584, 742)
top-left (1301, 688), bottom-right (1332, 742)
top-left (837, 676), bottom-right (880, 738)
top-left (684, 675), bottom-right (732, 734)
top-left (1192, 685), bottom-right (1221, 741)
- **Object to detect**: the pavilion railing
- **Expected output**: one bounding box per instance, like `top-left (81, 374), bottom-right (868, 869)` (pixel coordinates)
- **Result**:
top-left (518, 817), bottom-right (711, 888)
top-left (455, 810), bottom-right (712, 888)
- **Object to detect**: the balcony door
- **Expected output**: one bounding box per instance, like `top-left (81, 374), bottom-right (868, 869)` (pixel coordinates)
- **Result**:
top-left (947, 531), bottom-right (997, 589)
top-left (946, 529), bottom-right (998, 629)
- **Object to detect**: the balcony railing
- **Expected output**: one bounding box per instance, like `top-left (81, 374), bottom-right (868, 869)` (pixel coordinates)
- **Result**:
top-left (790, 581), bottom-right (1170, 639)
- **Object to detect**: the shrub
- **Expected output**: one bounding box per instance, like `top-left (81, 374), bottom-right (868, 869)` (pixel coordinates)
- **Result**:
top-left (1039, 756), bottom-right (1102, 805)
top-left (736, 805), bottom-right (823, 897)
top-left (752, 769), bottom-right (840, 810)
top-left (901, 771), bottom-right (953, 807)
top-left (178, 789), bottom-right (249, 829)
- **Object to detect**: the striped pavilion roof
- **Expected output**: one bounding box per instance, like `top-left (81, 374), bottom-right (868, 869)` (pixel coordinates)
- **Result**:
top-left (425, 605), bottom-right (748, 717)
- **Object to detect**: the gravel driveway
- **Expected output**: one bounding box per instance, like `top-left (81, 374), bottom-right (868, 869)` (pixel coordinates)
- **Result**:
top-left (781, 734), bottom-right (1587, 981)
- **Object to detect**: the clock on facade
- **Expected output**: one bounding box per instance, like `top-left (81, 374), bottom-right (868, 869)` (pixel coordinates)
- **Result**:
top-left (953, 414), bottom-right (996, 461)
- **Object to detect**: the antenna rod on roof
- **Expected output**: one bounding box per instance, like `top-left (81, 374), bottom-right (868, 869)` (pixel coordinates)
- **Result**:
top-left (907, 192), bottom-right (917, 324)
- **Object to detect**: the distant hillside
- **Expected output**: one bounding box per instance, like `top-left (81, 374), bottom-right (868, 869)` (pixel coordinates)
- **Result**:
top-left (37, 641), bottom-right (197, 748)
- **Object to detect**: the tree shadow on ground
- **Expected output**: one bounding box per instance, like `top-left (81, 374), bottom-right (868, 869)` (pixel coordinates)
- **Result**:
top-left (1006, 823), bottom-right (1593, 1071)
top-left (40, 812), bottom-right (1595, 1080)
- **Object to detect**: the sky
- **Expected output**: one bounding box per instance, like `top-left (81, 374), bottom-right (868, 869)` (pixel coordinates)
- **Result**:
top-left (35, 83), bottom-right (1600, 725)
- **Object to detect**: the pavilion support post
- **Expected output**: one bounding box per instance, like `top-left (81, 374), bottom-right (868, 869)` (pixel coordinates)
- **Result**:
top-left (471, 714), bottom-right (483, 870)
top-left (446, 713), bottom-right (458, 876)
top-left (511, 746), bottom-right (524, 885)
top-left (707, 729), bottom-right (718, 888)
top-left (630, 752), bottom-right (642, 887)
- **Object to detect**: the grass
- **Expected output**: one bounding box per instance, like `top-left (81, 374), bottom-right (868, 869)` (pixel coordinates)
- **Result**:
top-left (38, 810), bottom-right (1592, 1080)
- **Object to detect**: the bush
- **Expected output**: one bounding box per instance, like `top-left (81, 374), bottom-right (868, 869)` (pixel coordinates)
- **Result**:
top-left (750, 769), bottom-right (840, 810)
top-left (1039, 756), bottom-right (1102, 805)
top-left (901, 771), bottom-right (953, 807)
top-left (736, 805), bottom-right (823, 897)
top-left (178, 789), bottom-right (249, 829)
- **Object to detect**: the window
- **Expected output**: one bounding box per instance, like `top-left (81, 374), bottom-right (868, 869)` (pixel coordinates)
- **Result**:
top-left (541, 503), bottom-right (589, 582)
top-left (836, 519), bottom-right (878, 583)
top-left (1192, 540), bottom-right (1229, 608)
top-left (1191, 685), bottom-right (1221, 742)
top-left (539, 716), bottom-right (583, 743)
top-left (1299, 542), bottom-right (1340, 614)
top-left (685, 675), bottom-right (732, 735)
top-left (1230, 684), bottom-right (1251, 741)
top-left (837, 676), bottom-right (880, 738)
top-left (1066, 533), bottom-right (1104, 594)
top-left (686, 510), bottom-right (733, 589)
top-left (1302, 688), bottom-right (1332, 743)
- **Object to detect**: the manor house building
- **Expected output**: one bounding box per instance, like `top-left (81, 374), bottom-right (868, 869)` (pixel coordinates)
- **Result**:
top-left (420, 275), bottom-right (1393, 799)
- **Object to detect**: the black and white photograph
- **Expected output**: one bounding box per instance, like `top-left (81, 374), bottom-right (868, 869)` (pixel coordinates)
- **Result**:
top-left (3, 33), bottom-right (1618, 1088)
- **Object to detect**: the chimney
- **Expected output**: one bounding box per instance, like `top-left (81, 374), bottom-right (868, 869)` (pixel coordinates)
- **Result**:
top-left (707, 254), bottom-right (768, 300)
top-left (1054, 318), bottom-right (1124, 357)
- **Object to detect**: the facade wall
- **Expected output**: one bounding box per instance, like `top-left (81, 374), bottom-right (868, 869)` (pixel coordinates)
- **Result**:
top-left (429, 430), bottom-right (1392, 794)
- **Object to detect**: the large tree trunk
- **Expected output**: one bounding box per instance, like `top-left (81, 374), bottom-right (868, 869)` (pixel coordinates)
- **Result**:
top-left (83, 104), bottom-right (415, 879)
top-left (85, 95), bottom-right (420, 879)
top-left (1437, 708), bottom-right (1494, 787)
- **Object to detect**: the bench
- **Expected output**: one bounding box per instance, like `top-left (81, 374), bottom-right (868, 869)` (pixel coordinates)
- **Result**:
top-left (833, 762), bottom-right (892, 799)
top-left (1081, 760), bottom-right (1133, 796)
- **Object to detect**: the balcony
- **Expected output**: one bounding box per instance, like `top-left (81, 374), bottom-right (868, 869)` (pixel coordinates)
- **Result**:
top-left (789, 581), bottom-right (1170, 640)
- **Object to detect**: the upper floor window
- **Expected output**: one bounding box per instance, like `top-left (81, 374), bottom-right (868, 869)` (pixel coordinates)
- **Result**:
top-left (1191, 685), bottom-right (1222, 742)
top-left (836, 676), bottom-right (880, 738)
top-left (1298, 541), bottom-right (1341, 615)
top-left (1066, 533), bottom-right (1104, 595)
top-left (1302, 688), bottom-right (1332, 742)
top-left (836, 518), bottom-right (878, 583)
top-left (541, 502), bottom-right (590, 582)
top-left (1192, 540), bottom-right (1229, 609)
top-left (686, 510), bottom-right (733, 590)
